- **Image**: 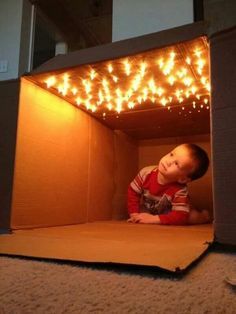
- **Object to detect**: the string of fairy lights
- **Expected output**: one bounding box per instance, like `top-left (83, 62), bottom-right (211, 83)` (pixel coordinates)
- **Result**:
top-left (42, 43), bottom-right (210, 117)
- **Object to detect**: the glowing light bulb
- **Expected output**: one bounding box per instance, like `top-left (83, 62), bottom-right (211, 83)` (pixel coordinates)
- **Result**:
top-left (148, 78), bottom-right (156, 94)
top-left (132, 75), bottom-right (141, 91)
top-left (72, 87), bottom-right (78, 95)
top-left (177, 68), bottom-right (187, 79)
top-left (186, 57), bottom-right (191, 64)
top-left (183, 77), bottom-right (193, 87)
top-left (197, 59), bottom-right (205, 68)
top-left (156, 87), bottom-right (164, 97)
top-left (195, 49), bottom-right (202, 58)
top-left (137, 96), bottom-right (142, 104)
top-left (197, 68), bottom-right (202, 75)
top-left (85, 100), bottom-right (91, 110)
top-left (168, 75), bottom-right (175, 85)
top-left (107, 103), bottom-right (113, 110)
top-left (85, 82), bottom-right (91, 94)
top-left (206, 83), bottom-right (211, 92)
top-left (126, 89), bottom-right (133, 99)
top-left (116, 88), bottom-right (122, 98)
top-left (140, 62), bottom-right (147, 77)
top-left (160, 97), bottom-right (168, 106)
top-left (112, 75), bottom-right (118, 83)
top-left (204, 98), bottom-right (209, 104)
top-left (142, 87), bottom-right (148, 101)
top-left (97, 90), bottom-right (104, 105)
top-left (76, 97), bottom-right (82, 105)
top-left (102, 78), bottom-right (108, 88)
top-left (185, 90), bottom-right (190, 98)
top-left (106, 94), bottom-right (111, 102)
top-left (90, 69), bottom-right (96, 80)
top-left (170, 51), bottom-right (176, 59)
top-left (116, 98), bottom-right (123, 113)
top-left (57, 84), bottom-right (63, 94)
top-left (191, 86), bottom-right (197, 94)
top-left (108, 64), bottom-right (113, 73)
top-left (128, 101), bottom-right (135, 109)
top-left (158, 58), bottom-right (164, 69)
top-left (175, 89), bottom-right (182, 98)
top-left (124, 60), bottom-right (131, 76)
top-left (45, 76), bottom-right (56, 88)
top-left (91, 105), bottom-right (97, 112)
top-left (201, 77), bottom-right (207, 84)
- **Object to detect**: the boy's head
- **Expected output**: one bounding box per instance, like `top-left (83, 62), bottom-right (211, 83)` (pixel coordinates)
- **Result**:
top-left (158, 143), bottom-right (209, 184)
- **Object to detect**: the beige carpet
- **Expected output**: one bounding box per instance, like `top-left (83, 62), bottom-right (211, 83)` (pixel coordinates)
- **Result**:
top-left (0, 247), bottom-right (235, 314)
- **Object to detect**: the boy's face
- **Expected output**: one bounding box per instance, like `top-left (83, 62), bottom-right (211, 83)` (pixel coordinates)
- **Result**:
top-left (158, 145), bottom-right (196, 184)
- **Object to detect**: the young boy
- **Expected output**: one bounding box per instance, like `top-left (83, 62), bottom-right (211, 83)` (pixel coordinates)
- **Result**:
top-left (127, 143), bottom-right (210, 225)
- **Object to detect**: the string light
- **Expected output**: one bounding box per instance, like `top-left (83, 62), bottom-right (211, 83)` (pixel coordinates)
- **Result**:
top-left (40, 37), bottom-right (210, 116)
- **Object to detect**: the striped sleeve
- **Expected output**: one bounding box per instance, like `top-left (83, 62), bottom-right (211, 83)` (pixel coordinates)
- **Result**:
top-left (171, 187), bottom-right (190, 213)
top-left (128, 166), bottom-right (157, 214)
top-left (159, 187), bottom-right (190, 225)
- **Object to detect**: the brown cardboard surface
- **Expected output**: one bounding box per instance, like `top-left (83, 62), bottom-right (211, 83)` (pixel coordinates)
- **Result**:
top-left (31, 22), bottom-right (207, 75)
top-left (112, 131), bottom-right (139, 219)
top-left (0, 221), bottom-right (213, 272)
top-left (87, 118), bottom-right (114, 222)
top-left (11, 79), bottom-right (90, 228)
top-left (26, 23), bottom-right (210, 140)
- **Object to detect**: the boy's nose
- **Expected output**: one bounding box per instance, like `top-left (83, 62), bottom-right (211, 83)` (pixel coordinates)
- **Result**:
top-left (166, 160), bottom-right (171, 167)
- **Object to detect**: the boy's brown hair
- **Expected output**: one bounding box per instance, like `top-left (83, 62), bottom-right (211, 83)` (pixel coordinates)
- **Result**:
top-left (183, 143), bottom-right (209, 181)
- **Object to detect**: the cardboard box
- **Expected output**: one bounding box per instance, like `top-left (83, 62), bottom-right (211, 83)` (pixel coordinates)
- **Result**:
top-left (0, 22), bottom-right (235, 271)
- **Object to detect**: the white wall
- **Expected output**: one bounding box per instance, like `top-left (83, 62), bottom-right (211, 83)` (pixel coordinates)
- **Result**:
top-left (0, 0), bottom-right (32, 80)
top-left (112, 0), bottom-right (194, 42)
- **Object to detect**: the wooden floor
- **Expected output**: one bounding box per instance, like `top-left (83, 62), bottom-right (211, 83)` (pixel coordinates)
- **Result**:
top-left (0, 221), bottom-right (213, 272)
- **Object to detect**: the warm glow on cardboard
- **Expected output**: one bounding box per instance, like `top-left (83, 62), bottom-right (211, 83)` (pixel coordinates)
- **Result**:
top-left (27, 36), bottom-right (210, 117)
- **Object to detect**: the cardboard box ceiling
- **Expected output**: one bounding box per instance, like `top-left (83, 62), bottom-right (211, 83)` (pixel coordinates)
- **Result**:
top-left (27, 21), bottom-right (210, 139)
top-left (1, 22), bottom-right (235, 272)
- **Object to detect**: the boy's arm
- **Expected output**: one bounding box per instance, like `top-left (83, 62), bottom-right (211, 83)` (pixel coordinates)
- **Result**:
top-left (129, 210), bottom-right (188, 225)
top-left (127, 165), bottom-right (157, 216)
top-left (130, 187), bottom-right (189, 225)
top-left (158, 188), bottom-right (190, 225)
top-left (158, 210), bottom-right (189, 225)
top-left (127, 185), bottom-right (141, 215)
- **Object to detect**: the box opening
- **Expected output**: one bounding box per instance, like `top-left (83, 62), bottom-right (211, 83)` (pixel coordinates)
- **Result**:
top-left (0, 22), bottom-right (216, 271)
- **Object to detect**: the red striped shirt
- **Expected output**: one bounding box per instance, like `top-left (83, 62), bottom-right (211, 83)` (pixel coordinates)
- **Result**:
top-left (128, 166), bottom-right (190, 225)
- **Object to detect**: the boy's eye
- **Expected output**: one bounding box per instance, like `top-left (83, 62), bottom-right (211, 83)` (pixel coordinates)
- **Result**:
top-left (170, 153), bottom-right (173, 156)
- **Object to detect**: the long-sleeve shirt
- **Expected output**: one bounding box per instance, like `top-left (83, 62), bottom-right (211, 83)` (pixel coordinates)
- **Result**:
top-left (127, 165), bottom-right (190, 225)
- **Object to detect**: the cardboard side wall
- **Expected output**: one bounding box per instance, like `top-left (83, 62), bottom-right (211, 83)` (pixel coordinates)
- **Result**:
top-left (210, 27), bottom-right (236, 245)
top-left (10, 79), bottom-right (115, 229)
top-left (112, 131), bottom-right (139, 219)
top-left (0, 80), bottom-right (20, 232)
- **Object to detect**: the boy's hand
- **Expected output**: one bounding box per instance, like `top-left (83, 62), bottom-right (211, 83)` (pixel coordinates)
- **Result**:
top-left (127, 213), bottom-right (160, 224)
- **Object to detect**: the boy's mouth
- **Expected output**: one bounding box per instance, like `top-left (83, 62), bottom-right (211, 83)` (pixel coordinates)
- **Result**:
top-left (161, 162), bottom-right (167, 171)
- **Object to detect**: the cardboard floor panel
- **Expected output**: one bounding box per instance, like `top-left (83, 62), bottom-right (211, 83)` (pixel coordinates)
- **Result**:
top-left (0, 221), bottom-right (213, 272)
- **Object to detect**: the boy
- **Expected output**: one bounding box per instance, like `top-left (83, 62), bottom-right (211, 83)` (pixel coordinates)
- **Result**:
top-left (127, 143), bottom-right (211, 225)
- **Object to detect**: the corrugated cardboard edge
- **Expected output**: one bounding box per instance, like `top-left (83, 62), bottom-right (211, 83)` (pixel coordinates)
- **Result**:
top-left (0, 222), bottom-right (213, 273)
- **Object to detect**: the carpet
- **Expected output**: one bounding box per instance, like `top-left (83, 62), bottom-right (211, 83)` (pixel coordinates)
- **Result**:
top-left (0, 247), bottom-right (235, 314)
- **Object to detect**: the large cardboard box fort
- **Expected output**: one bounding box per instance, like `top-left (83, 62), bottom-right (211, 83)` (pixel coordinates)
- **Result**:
top-left (0, 22), bottom-right (235, 272)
